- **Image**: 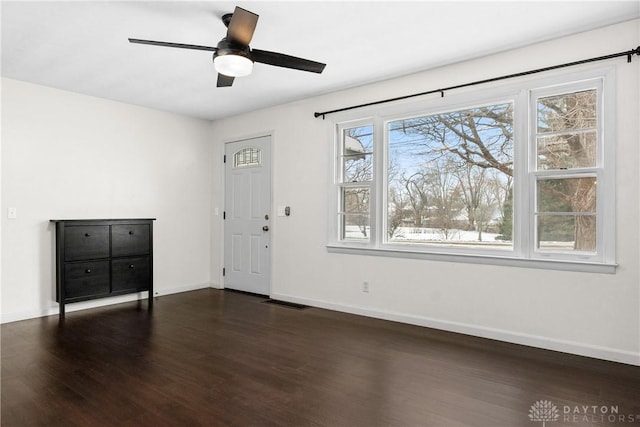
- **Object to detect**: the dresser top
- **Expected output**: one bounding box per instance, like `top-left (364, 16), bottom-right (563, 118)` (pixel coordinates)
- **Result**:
top-left (50, 218), bottom-right (156, 223)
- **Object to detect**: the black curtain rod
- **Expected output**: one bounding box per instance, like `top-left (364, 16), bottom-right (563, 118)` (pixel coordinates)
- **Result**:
top-left (314, 45), bottom-right (640, 119)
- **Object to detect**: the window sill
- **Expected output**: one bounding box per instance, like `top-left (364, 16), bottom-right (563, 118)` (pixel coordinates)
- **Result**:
top-left (326, 244), bottom-right (617, 274)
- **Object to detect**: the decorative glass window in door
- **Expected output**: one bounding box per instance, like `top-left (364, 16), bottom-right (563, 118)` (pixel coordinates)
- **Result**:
top-left (234, 147), bottom-right (262, 168)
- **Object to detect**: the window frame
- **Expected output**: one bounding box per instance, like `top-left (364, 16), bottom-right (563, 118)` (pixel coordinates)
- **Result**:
top-left (328, 67), bottom-right (616, 273)
top-left (335, 119), bottom-right (376, 245)
top-left (529, 80), bottom-right (604, 263)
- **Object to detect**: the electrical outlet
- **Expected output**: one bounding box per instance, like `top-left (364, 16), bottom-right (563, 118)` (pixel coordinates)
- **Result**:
top-left (7, 207), bottom-right (17, 219)
top-left (362, 281), bottom-right (369, 293)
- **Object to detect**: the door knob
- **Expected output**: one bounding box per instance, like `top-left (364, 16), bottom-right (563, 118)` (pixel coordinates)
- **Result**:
top-left (262, 225), bottom-right (269, 231)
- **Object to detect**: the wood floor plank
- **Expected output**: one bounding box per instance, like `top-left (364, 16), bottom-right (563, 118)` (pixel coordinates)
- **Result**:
top-left (2, 289), bottom-right (639, 426)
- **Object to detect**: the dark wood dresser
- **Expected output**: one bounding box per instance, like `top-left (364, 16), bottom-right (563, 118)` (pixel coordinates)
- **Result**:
top-left (51, 219), bottom-right (155, 319)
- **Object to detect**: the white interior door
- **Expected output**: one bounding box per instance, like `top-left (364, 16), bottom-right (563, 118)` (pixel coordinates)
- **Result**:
top-left (224, 136), bottom-right (271, 295)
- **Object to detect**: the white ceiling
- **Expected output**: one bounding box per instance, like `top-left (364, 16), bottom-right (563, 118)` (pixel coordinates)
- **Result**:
top-left (2, 1), bottom-right (638, 121)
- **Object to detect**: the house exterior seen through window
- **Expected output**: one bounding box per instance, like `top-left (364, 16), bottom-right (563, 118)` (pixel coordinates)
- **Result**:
top-left (337, 124), bottom-right (373, 241)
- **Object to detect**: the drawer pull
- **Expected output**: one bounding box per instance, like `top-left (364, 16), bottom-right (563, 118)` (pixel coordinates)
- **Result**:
top-left (128, 231), bottom-right (134, 235)
top-left (85, 269), bottom-right (92, 274)
top-left (84, 233), bottom-right (91, 237)
top-left (129, 264), bottom-right (135, 269)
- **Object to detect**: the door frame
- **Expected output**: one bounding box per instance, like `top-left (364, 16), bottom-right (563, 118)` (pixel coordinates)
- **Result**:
top-left (221, 132), bottom-right (273, 296)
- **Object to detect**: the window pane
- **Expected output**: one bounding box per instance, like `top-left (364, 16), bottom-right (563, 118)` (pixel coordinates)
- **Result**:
top-left (342, 125), bottom-right (373, 182)
top-left (340, 214), bottom-right (370, 240)
top-left (341, 187), bottom-right (370, 214)
top-left (537, 177), bottom-right (596, 213)
top-left (537, 90), bottom-right (596, 133)
top-left (537, 214), bottom-right (596, 252)
top-left (387, 103), bottom-right (514, 249)
top-left (234, 147), bottom-right (261, 168)
top-left (344, 154), bottom-right (372, 182)
top-left (537, 131), bottom-right (596, 170)
top-left (535, 88), bottom-right (599, 256)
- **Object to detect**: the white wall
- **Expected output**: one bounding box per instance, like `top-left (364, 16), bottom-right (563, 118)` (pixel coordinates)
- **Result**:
top-left (210, 20), bottom-right (640, 365)
top-left (1, 78), bottom-right (214, 322)
top-left (2, 20), bottom-right (637, 365)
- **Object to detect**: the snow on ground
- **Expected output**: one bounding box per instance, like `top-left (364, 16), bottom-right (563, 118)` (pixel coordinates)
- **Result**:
top-left (345, 226), bottom-right (574, 250)
top-left (391, 227), bottom-right (501, 242)
top-left (345, 226), bottom-right (502, 242)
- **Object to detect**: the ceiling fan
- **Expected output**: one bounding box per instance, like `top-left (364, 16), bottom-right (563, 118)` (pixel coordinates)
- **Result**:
top-left (129, 6), bottom-right (326, 87)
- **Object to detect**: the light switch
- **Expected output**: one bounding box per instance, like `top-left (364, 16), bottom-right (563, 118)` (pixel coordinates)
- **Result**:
top-left (7, 207), bottom-right (17, 219)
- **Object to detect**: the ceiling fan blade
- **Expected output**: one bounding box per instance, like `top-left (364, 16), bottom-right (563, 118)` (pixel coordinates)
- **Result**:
top-left (128, 38), bottom-right (217, 52)
top-left (251, 49), bottom-right (326, 74)
top-left (217, 73), bottom-right (235, 87)
top-left (226, 7), bottom-right (259, 46)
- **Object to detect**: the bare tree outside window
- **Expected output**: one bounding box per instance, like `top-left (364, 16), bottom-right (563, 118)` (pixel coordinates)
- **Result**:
top-left (387, 102), bottom-right (514, 248)
top-left (535, 90), bottom-right (598, 252)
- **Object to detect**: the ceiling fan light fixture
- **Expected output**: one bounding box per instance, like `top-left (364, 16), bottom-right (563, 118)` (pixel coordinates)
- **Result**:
top-left (214, 52), bottom-right (253, 77)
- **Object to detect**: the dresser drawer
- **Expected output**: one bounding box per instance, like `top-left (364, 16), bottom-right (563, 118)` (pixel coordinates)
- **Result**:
top-left (63, 260), bottom-right (110, 300)
top-left (64, 225), bottom-right (110, 261)
top-left (112, 257), bottom-right (150, 293)
top-left (111, 224), bottom-right (150, 257)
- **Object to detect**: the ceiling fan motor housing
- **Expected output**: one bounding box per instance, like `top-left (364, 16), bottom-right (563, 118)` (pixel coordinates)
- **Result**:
top-left (221, 13), bottom-right (234, 28)
top-left (213, 38), bottom-right (253, 62)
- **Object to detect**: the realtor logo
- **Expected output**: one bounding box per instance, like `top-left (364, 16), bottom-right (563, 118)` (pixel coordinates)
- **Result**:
top-left (529, 400), bottom-right (560, 426)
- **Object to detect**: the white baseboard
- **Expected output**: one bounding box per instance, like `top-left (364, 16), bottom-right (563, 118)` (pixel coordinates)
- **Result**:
top-left (1, 282), bottom-right (212, 324)
top-left (270, 292), bottom-right (640, 367)
top-left (152, 282), bottom-right (212, 297)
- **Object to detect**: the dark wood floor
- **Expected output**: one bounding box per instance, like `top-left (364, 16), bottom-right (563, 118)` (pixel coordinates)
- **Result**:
top-left (2, 289), bottom-right (639, 426)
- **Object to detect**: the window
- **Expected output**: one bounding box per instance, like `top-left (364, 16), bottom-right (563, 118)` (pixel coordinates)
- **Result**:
top-left (387, 102), bottom-right (514, 250)
top-left (234, 147), bottom-right (262, 168)
top-left (533, 89), bottom-right (599, 254)
top-left (336, 123), bottom-right (374, 241)
top-left (330, 71), bottom-right (615, 272)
